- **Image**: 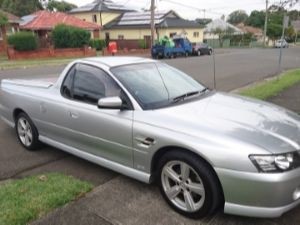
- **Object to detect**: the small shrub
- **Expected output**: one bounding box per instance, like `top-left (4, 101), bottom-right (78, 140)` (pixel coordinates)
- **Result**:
top-left (89, 39), bottom-right (106, 50)
top-left (52, 24), bottom-right (91, 48)
top-left (138, 39), bottom-right (147, 49)
top-left (7, 32), bottom-right (38, 51)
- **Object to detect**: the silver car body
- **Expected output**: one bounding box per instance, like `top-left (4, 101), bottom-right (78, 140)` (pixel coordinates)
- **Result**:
top-left (1, 57), bottom-right (300, 218)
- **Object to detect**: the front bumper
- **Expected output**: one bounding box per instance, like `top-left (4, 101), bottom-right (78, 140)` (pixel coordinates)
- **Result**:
top-left (215, 167), bottom-right (300, 218)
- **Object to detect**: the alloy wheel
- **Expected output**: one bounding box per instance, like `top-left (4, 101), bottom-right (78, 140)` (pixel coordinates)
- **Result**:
top-left (161, 160), bottom-right (205, 212)
top-left (17, 117), bottom-right (33, 147)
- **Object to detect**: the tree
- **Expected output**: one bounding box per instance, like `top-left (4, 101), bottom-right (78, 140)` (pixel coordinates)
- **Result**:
top-left (227, 10), bottom-right (248, 25)
top-left (285, 26), bottom-right (296, 41)
top-left (267, 23), bottom-right (282, 40)
top-left (1, 0), bottom-right (43, 17)
top-left (277, 0), bottom-right (299, 8)
top-left (246, 10), bottom-right (265, 28)
top-left (288, 10), bottom-right (300, 20)
top-left (47, 0), bottom-right (77, 12)
top-left (212, 27), bottom-right (235, 47)
top-left (0, 11), bottom-right (8, 50)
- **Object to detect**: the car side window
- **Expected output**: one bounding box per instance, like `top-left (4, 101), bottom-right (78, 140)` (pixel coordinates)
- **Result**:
top-left (61, 66), bottom-right (75, 99)
top-left (61, 64), bottom-right (122, 105)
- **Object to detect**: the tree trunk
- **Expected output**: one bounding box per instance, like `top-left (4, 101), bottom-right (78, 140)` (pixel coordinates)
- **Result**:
top-left (0, 25), bottom-right (7, 50)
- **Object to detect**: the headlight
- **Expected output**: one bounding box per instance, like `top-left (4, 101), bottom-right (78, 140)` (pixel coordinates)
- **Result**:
top-left (249, 152), bottom-right (300, 173)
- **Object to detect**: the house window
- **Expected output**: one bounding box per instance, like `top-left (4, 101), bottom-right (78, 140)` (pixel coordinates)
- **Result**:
top-left (193, 32), bottom-right (200, 38)
top-left (169, 32), bottom-right (177, 38)
top-left (92, 14), bottom-right (97, 23)
top-left (118, 35), bottom-right (124, 40)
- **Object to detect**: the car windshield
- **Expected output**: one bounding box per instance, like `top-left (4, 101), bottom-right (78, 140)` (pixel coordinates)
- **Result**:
top-left (111, 63), bottom-right (206, 110)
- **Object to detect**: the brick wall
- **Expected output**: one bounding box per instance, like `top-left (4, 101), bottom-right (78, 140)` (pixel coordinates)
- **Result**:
top-left (7, 46), bottom-right (97, 60)
top-left (103, 48), bottom-right (150, 56)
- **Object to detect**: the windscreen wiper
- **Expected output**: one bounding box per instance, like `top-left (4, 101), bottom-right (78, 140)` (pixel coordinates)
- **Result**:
top-left (172, 88), bottom-right (209, 103)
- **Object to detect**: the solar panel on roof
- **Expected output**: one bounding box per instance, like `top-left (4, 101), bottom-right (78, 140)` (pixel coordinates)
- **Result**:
top-left (118, 19), bottom-right (163, 25)
top-left (20, 15), bottom-right (37, 26)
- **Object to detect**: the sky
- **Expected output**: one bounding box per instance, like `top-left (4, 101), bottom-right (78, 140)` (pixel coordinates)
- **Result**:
top-left (65, 0), bottom-right (300, 19)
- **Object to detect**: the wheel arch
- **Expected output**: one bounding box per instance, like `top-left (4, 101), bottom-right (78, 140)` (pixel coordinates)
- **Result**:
top-left (150, 146), bottom-right (225, 200)
top-left (13, 108), bottom-right (26, 122)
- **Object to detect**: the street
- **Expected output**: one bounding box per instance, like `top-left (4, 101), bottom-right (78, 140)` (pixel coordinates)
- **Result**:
top-left (1, 48), bottom-right (300, 91)
top-left (1, 47), bottom-right (300, 225)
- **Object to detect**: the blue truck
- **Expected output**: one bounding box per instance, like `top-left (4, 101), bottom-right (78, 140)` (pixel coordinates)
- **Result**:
top-left (151, 37), bottom-right (193, 59)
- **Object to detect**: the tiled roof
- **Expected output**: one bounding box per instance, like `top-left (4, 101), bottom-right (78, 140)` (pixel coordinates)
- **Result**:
top-left (105, 10), bottom-right (202, 29)
top-left (236, 23), bottom-right (263, 36)
top-left (70, 0), bottom-right (135, 13)
top-left (20, 11), bottom-right (101, 31)
top-left (0, 10), bottom-right (21, 24)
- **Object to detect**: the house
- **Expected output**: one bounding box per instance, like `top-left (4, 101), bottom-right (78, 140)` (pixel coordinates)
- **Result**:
top-left (236, 23), bottom-right (265, 42)
top-left (204, 19), bottom-right (243, 40)
top-left (292, 20), bottom-right (300, 32)
top-left (0, 10), bottom-right (21, 52)
top-left (69, 0), bottom-right (135, 27)
top-left (103, 10), bottom-right (204, 49)
top-left (20, 11), bottom-right (101, 47)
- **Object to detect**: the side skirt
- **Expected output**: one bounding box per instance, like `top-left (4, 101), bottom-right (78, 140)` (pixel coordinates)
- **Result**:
top-left (39, 135), bottom-right (151, 184)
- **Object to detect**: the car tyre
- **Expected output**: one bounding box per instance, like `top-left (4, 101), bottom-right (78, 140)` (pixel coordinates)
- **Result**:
top-left (158, 150), bottom-right (223, 219)
top-left (197, 50), bottom-right (201, 56)
top-left (15, 112), bottom-right (42, 151)
top-left (208, 49), bottom-right (213, 55)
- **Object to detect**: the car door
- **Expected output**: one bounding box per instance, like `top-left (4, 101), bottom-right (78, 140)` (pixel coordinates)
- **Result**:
top-left (60, 63), bottom-right (134, 167)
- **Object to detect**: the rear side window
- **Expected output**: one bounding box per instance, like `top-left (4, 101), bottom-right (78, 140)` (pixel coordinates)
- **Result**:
top-left (61, 64), bottom-right (121, 105)
top-left (61, 66), bottom-right (75, 99)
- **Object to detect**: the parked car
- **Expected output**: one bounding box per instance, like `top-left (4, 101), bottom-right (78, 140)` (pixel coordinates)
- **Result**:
top-left (193, 42), bottom-right (213, 56)
top-left (1, 57), bottom-right (300, 219)
top-left (151, 37), bottom-right (193, 59)
top-left (275, 39), bottom-right (289, 48)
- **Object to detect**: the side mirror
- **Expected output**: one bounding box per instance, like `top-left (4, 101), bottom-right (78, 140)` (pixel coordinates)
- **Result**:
top-left (98, 96), bottom-right (123, 110)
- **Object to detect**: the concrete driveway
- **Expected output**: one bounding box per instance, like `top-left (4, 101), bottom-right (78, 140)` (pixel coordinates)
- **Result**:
top-left (0, 48), bottom-right (300, 224)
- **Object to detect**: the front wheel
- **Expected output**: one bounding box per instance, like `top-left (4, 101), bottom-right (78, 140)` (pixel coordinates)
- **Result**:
top-left (16, 112), bottom-right (42, 151)
top-left (158, 150), bottom-right (222, 219)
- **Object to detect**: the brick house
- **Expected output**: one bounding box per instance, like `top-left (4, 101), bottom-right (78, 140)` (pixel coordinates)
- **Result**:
top-left (20, 11), bottom-right (101, 47)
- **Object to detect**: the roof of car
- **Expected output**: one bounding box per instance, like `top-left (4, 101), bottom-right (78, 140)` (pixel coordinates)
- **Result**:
top-left (82, 57), bottom-right (155, 68)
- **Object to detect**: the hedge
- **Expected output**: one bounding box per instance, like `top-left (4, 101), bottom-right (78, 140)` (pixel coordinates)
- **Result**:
top-left (52, 24), bottom-right (91, 48)
top-left (89, 39), bottom-right (106, 50)
top-left (7, 32), bottom-right (38, 51)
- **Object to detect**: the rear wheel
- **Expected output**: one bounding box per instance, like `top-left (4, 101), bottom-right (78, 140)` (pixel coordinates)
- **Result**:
top-left (208, 49), bottom-right (213, 55)
top-left (16, 113), bottom-right (42, 151)
top-left (158, 150), bottom-right (222, 219)
top-left (197, 50), bottom-right (201, 56)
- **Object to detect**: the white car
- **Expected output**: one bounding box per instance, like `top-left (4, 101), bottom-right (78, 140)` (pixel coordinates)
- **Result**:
top-left (275, 39), bottom-right (289, 48)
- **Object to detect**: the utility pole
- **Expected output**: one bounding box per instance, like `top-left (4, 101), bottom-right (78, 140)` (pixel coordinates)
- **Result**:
top-left (150, 0), bottom-right (155, 47)
top-left (263, 0), bottom-right (269, 47)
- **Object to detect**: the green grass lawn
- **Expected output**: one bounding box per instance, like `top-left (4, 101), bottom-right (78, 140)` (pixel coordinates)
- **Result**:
top-left (239, 69), bottom-right (300, 100)
top-left (0, 173), bottom-right (93, 225)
